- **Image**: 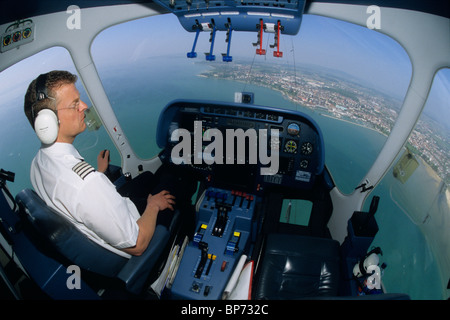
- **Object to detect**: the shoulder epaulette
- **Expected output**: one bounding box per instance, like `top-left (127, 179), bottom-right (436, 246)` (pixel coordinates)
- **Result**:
top-left (72, 161), bottom-right (95, 180)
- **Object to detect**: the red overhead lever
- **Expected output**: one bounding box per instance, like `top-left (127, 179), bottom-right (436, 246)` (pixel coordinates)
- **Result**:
top-left (255, 20), bottom-right (266, 55)
top-left (273, 21), bottom-right (283, 58)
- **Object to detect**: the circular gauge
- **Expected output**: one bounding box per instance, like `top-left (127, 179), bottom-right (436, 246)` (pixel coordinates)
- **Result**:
top-left (300, 159), bottom-right (309, 169)
top-left (301, 142), bottom-right (313, 155)
top-left (287, 123), bottom-right (300, 136)
top-left (23, 28), bottom-right (32, 39)
top-left (284, 140), bottom-right (298, 154)
top-left (13, 31), bottom-right (21, 42)
top-left (3, 35), bottom-right (11, 46)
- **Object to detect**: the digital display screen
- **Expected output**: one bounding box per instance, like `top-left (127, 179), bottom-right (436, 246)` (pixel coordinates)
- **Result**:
top-left (213, 164), bottom-right (257, 192)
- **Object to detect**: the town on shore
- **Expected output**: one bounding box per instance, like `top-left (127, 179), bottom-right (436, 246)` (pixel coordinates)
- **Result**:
top-left (199, 61), bottom-right (449, 185)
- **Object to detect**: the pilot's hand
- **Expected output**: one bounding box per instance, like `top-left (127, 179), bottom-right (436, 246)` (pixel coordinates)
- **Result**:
top-left (147, 190), bottom-right (176, 212)
top-left (97, 149), bottom-right (110, 173)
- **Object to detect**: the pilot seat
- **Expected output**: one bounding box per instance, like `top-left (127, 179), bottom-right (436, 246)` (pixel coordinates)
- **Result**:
top-left (254, 233), bottom-right (340, 299)
top-left (15, 188), bottom-right (180, 298)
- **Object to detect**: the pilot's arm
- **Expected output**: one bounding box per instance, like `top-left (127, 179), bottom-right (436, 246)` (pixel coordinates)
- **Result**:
top-left (122, 191), bottom-right (175, 256)
top-left (76, 171), bottom-right (175, 256)
top-left (88, 149), bottom-right (175, 256)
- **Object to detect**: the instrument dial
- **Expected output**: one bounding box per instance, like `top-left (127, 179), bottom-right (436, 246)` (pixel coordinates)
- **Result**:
top-left (284, 140), bottom-right (298, 154)
top-left (287, 123), bottom-right (300, 136)
top-left (301, 142), bottom-right (313, 155)
top-left (300, 159), bottom-right (309, 169)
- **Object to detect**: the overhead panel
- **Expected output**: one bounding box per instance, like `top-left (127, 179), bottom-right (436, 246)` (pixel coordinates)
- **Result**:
top-left (1, 19), bottom-right (35, 53)
top-left (153, 0), bottom-right (306, 35)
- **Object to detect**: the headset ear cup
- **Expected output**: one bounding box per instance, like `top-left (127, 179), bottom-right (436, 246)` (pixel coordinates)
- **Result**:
top-left (34, 109), bottom-right (59, 144)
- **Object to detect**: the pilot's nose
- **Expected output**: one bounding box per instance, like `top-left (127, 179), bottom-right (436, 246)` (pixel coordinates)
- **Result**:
top-left (80, 100), bottom-right (89, 112)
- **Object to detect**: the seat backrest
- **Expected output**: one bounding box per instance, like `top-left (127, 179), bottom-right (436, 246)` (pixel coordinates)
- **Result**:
top-left (254, 233), bottom-right (341, 299)
top-left (15, 189), bottom-right (127, 278)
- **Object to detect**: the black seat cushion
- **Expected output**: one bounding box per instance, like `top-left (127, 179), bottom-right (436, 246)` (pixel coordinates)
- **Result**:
top-left (16, 189), bottom-right (128, 277)
top-left (254, 233), bottom-right (340, 299)
top-left (15, 188), bottom-right (179, 295)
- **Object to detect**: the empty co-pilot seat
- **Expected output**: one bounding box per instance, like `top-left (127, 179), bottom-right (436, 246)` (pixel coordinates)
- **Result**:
top-left (254, 233), bottom-right (340, 299)
top-left (15, 188), bottom-right (178, 296)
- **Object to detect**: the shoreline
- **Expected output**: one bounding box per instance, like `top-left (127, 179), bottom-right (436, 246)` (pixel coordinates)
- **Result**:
top-left (318, 112), bottom-right (388, 137)
top-left (199, 72), bottom-right (448, 186)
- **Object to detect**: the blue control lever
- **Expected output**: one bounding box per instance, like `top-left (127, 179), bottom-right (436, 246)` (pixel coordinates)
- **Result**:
top-left (187, 27), bottom-right (200, 58)
top-left (222, 22), bottom-right (233, 62)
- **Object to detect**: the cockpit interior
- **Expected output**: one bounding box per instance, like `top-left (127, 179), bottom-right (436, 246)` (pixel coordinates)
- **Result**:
top-left (0, 0), bottom-right (448, 304)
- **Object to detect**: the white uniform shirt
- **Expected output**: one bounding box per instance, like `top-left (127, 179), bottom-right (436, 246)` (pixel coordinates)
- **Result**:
top-left (30, 142), bottom-right (140, 258)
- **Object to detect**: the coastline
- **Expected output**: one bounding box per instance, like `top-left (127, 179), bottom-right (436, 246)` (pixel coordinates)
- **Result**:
top-left (319, 112), bottom-right (388, 137)
top-left (198, 71), bottom-right (448, 187)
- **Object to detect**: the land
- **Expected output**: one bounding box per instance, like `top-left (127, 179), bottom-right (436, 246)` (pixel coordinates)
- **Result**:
top-left (199, 61), bottom-right (449, 185)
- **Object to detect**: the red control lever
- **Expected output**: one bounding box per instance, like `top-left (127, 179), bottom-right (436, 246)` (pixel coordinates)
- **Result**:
top-left (273, 21), bottom-right (283, 58)
top-left (256, 20), bottom-right (266, 55)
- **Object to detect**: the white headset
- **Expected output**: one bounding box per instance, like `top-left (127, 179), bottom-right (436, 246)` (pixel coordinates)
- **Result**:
top-left (33, 73), bottom-right (59, 144)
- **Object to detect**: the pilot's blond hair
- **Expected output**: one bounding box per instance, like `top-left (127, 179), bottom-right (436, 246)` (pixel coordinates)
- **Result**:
top-left (24, 70), bottom-right (78, 129)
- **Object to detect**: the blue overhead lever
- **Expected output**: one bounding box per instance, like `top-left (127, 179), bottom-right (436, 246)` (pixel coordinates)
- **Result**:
top-left (205, 24), bottom-right (216, 61)
top-left (187, 27), bottom-right (200, 58)
top-left (222, 22), bottom-right (233, 62)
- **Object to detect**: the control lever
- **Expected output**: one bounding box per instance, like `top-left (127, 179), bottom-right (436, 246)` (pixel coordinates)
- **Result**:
top-left (253, 19), bottom-right (266, 55)
top-left (194, 241), bottom-right (209, 278)
top-left (212, 204), bottom-right (230, 237)
top-left (222, 20), bottom-right (233, 62)
top-left (239, 192), bottom-right (246, 207)
top-left (187, 26), bottom-right (201, 58)
top-left (270, 21), bottom-right (283, 58)
top-left (205, 254), bottom-right (216, 276)
top-left (231, 190), bottom-right (237, 206)
top-left (205, 21), bottom-right (217, 61)
top-left (246, 195), bottom-right (254, 209)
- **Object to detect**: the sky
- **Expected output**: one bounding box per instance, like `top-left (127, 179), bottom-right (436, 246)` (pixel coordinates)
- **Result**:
top-left (92, 13), bottom-right (413, 98)
top-left (1, 12), bottom-right (448, 128)
top-left (0, 9), bottom-right (447, 198)
top-left (90, 12), bottom-right (449, 127)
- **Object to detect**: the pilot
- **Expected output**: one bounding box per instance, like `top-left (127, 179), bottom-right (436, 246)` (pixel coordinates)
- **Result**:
top-left (23, 70), bottom-right (177, 258)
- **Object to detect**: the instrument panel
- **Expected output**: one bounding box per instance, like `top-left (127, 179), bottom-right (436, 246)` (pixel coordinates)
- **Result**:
top-left (157, 100), bottom-right (325, 192)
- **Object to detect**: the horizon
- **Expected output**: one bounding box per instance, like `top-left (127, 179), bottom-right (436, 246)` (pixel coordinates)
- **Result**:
top-left (2, 12), bottom-right (448, 124)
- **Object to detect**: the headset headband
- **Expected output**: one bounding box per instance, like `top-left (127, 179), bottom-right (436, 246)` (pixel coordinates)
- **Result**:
top-left (35, 73), bottom-right (49, 101)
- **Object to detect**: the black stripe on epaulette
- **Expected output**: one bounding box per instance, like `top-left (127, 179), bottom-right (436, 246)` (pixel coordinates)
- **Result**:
top-left (72, 161), bottom-right (95, 180)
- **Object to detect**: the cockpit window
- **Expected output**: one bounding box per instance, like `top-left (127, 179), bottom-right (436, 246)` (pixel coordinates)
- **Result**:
top-left (0, 47), bottom-right (113, 196)
top-left (91, 13), bottom-right (411, 194)
top-left (368, 68), bottom-right (449, 299)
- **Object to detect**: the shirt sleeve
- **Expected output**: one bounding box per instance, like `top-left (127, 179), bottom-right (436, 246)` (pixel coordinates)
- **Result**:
top-left (74, 173), bottom-right (140, 249)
